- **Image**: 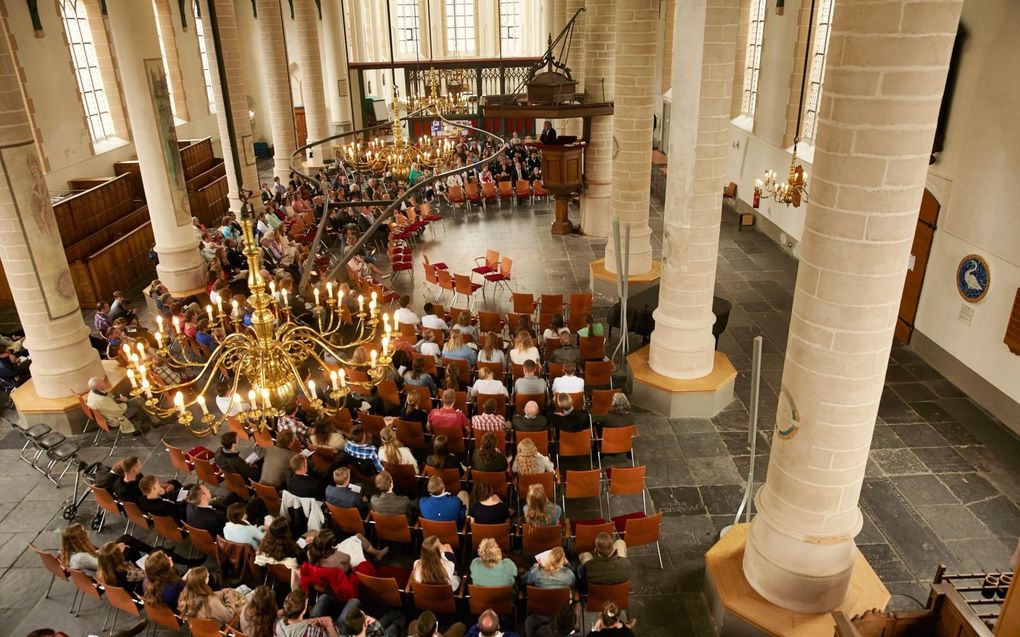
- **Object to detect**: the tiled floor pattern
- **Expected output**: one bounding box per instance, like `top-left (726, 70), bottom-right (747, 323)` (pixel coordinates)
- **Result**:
top-left (0, 173), bottom-right (1017, 636)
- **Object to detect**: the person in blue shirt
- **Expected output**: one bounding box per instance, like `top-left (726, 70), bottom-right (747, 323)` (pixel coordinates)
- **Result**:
top-left (325, 467), bottom-right (367, 514)
top-left (418, 475), bottom-right (468, 530)
top-left (441, 332), bottom-right (477, 367)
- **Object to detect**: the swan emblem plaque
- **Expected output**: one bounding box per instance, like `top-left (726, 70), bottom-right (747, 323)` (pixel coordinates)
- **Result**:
top-left (957, 254), bottom-right (990, 303)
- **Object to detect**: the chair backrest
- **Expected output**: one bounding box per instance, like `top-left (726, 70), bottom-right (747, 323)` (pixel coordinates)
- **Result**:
top-left (468, 584), bottom-right (514, 616)
top-left (470, 469), bottom-right (509, 500)
top-left (538, 313), bottom-right (557, 332)
top-left (482, 181), bottom-right (497, 197)
top-left (570, 293), bottom-right (593, 315)
top-left (499, 181), bottom-right (513, 196)
top-left (378, 379), bottom-right (401, 406)
top-left (607, 465), bottom-right (646, 496)
top-left (424, 262), bottom-right (438, 285)
top-left (104, 584), bottom-right (141, 616)
top-left (586, 581), bottom-right (631, 612)
top-left (423, 465), bottom-right (461, 494)
top-left (454, 273), bottom-right (476, 295)
top-left (465, 181), bottom-right (480, 197)
top-left (121, 501), bottom-right (151, 530)
top-left (574, 521), bottom-right (616, 555)
top-left (92, 409), bottom-right (112, 433)
top-left (566, 392), bottom-right (585, 411)
top-left (90, 485), bottom-right (121, 516)
top-left (498, 256), bottom-right (513, 278)
top-left (356, 572), bottom-right (403, 608)
top-left (516, 470), bottom-right (554, 500)
top-left (515, 179), bottom-right (531, 196)
top-left (623, 511), bottom-right (663, 548)
top-left (522, 523), bottom-right (563, 554)
top-left (252, 427), bottom-right (275, 450)
top-left (145, 602), bottom-right (183, 630)
top-left (399, 322), bottom-right (418, 341)
top-left (359, 413), bottom-right (387, 441)
top-left (395, 419), bottom-right (427, 450)
top-left (540, 294), bottom-right (564, 315)
top-left (68, 568), bottom-right (101, 599)
top-left (476, 361), bottom-right (505, 383)
top-left (478, 312), bottom-right (502, 333)
top-left (187, 617), bottom-right (222, 637)
top-left (151, 514), bottom-right (186, 544)
top-left (449, 185), bottom-right (465, 201)
top-left (534, 181), bottom-right (549, 196)
top-left (77, 394), bottom-right (95, 421)
top-left (227, 417), bottom-right (250, 441)
top-left (410, 580), bottom-right (457, 614)
top-left (251, 481), bottom-right (282, 516)
top-left (438, 269), bottom-right (454, 291)
top-left (475, 392), bottom-right (507, 418)
top-left (579, 336), bottom-right (607, 361)
top-left (565, 469), bottom-right (602, 501)
top-left (370, 511), bottom-right (413, 543)
top-left (419, 518), bottom-right (460, 549)
top-left (326, 503), bottom-right (367, 536)
top-left (514, 393), bottom-right (547, 415)
top-left (558, 430), bottom-right (593, 458)
top-left (193, 457), bottom-right (222, 486)
top-left (589, 389), bottom-right (618, 417)
top-left (183, 523), bottom-right (218, 556)
top-left (310, 447), bottom-right (337, 474)
top-left (164, 442), bottom-right (193, 475)
top-left (512, 293), bottom-right (535, 315)
top-left (30, 544), bottom-right (67, 581)
top-left (434, 422), bottom-right (467, 454)
top-left (383, 461), bottom-right (419, 497)
top-left (546, 362), bottom-right (564, 380)
top-left (470, 520), bottom-right (511, 553)
top-left (483, 249), bottom-right (500, 269)
top-left (601, 426), bottom-right (636, 455)
top-left (526, 585), bottom-right (570, 617)
top-left (405, 384), bottom-right (434, 407)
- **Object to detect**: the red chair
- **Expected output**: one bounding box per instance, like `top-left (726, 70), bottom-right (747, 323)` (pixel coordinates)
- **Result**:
top-left (472, 249), bottom-right (501, 280)
top-left (481, 181), bottom-right (499, 208)
top-left (498, 181), bottom-right (514, 205)
top-left (484, 257), bottom-right (514, 295)
top-left (327, 503), bottom-right (367, 536)
top-left (370, 511), bottom-right (414, 545)
top-left (356, 573), bottom-right (405, 608)
top-left (453, 274), bottom-right (483, 311)
top-left (470, 520), bottom-right (511, 554)
top-left (465, 181), bottom-right (483, 208)
top-left (447, 185), bottom-right (466, 208)
top-left (527, 585), bottom-right (570, 617)
top-left (512, 293), bottom-right (536, 315)
top-left (572, 520), bottom-right (615, 555)
top-left (558, 429), bottom-right (596, 470)
top-left (410, 580), bottom-right (458, 615)
top-left (515, 179), bottom-right (532, 203)
top-left (586, 581), bottom-right (631, 612)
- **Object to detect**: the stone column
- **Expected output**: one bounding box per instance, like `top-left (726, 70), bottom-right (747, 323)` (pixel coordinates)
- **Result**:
top-left (562, 0), bottom-right (584, 138)
top-left (108, 0), bottom-right (208, 296)
top-left (0, 23), bottom-right (104, 398)
top-left (647, 0), bottom-right (737, 379)
top-left (602, 0), bottom-right (656, 275)
top-left (579, 0), bottom-right (615, 237)
top-left (294, 0), bottom-right (330, 149)
top-left (321, 0), bottom-right (353, 134)
top-left (255, 0), bottom-right (297, 181)
top-left (543, 0), bottom-right (555, 43)
top-left (200, 0), bottom-right (260, 209)
top-left (743, 0), bottom-right (964, 614)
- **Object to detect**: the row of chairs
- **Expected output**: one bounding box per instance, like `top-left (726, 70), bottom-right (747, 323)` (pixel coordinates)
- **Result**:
top-left (445, 179), bottom-right (550, 211)
top-left (8, 418), bottom-right (81, 486)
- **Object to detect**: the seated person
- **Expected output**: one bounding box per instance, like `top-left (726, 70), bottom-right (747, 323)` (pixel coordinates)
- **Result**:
top-left (95, 541), bottom-right (146, 595)
top-left (214, 431), bottom-right (258, 482)
top-left (525, 546), bottom-right (576, 589)
top-left (578, 532), bottom-right (631, 586)
top-left (595, 393), bottom-right (634, 430)
top-left (400, 391), bottom-right (430, 426)
top-left (258, 517), bottom-right (306, 564)
top-left (513, 360), bottom-right (547, 397)
top-left (471, 431), bottom-right (508, 473)
top-left (468, 609), bottom-right (522, 637)
top-left (259, 428), bottom-right (296, 489)
top-left (550, 332), bottom-right (581, 366)
top-left (512, 400), bottom-right (550, 432)
top-left (185, 484), bottom-right (227, 539)
top-left (86, 376), bottom-right (150, 436)
top-left (139, 474), bottom-right (186, 523)
top-left (378, 424), bottom-right (419, 472)
top-left (414, 330), bottom-right (442, 361)
top-left (471, 399), bottom-right (508, 433)
top-left (404, 356), bottom-right (438, 395)
top-left (411, 535), bottom-right (460, 591)
top-left (469, 366), bottom-right (507, 398)
top-left (477, 332), bottom-right (505, 365)
top-left (542, 314), bottom-right (570, 343)
top-left (309, 415), bottom-right (346, 450)
top-left (394, 294), bottom-right (420, 326)
top-left (509, 332), bottom-right (540, 366)
top-left (424, 435), bottom-right (464, 476)
top-left (451, 313), bottom-right (478, 342)
top-left (285, 453), bottom-right (327, 500)
top-left (273, 590), bottom-right (337, 637)
top-left (522, 484), bottom-right (562, 528)
top-left (419, 475), bottom-right (468, 530)
top-left (408, 611), bottom-right (466, 637)
top-left (550, 361), bottom-right (584, 395)
top-left (177, 567), bottom-right (247, 624)
top-left (339, 424), bottom-right (384, 476)
top-left (441, 333), bottom-right (477, 367)
top-left (577, 314), bottom-right (605, 338)
top-left (142, 550), bottom-right (185, 611)
top-left (421, 303), bottom-right (449, 333)
top-left (223, 503), bottom-right (266, 550)
top-left (325, 466), bottom-right (367, 513)
top-left (369, 471), bottom-right (414, 518)
top-left (469, 539), bottom-right (517, 588)
top-left (427, 389), bottom-right (469, 437)
top-left (468, 480), bottom-right (510, 525)
top-left (549, 392), bottom-right (590, 433)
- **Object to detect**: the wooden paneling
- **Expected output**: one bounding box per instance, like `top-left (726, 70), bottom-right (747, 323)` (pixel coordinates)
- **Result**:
top-left (84, 222), bottom-right (156, 307)
top-left (52, 174), bottom-right (140, 249)
top-left (294, 107), bottom-right (307, 148)
top-left (1006, 289), bottom-right (1020, 356)
top-left (896, 189), bottom-right (940, 344)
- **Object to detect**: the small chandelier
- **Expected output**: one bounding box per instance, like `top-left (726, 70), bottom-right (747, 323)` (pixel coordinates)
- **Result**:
top-left (121, 190), bottom-right (394, 437)
top-left (343, 90), bottom-right (441, 181)
top-left (755, 151), bottom-right (807, 207)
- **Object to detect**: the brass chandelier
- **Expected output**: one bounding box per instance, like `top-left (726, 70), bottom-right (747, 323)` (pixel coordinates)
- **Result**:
top-left (120, 191), bottom-right (394, 437)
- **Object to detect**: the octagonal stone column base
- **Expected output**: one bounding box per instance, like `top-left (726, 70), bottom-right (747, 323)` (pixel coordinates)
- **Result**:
top-left (627, 346), bottom-right (735, 418)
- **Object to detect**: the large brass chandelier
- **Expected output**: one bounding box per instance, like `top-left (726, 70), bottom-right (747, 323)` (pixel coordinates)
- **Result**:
top-left (409, 67), bottom-right (470, 116)
top-left (120, 191), bottom-right (394, 437)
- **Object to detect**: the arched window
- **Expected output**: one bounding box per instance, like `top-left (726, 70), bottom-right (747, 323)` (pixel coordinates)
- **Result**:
top-left (445, 0), bottom-right (475, 54)
top-left (58, 0), bottom-right (114, 142)
top-left (801, 0), bottom-right (834, 142)
top-left (193, 0), bottom-right (216, 114)
top-left (152, 0), bottom-right (188, 120)
top-left (395, 0), bottom-right (422, 57)
top-left (740, 0), bottom-right (766, 120)
top-left (499, 0), bottom-right (522, 56)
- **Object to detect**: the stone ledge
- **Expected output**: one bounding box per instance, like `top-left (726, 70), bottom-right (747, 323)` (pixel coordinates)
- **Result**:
top-left (627, 346), bottom-right (736, 417)
top-left (705, 524), bottom-right (890, 637)
top-left (589, 258), bottom-right (661, 299)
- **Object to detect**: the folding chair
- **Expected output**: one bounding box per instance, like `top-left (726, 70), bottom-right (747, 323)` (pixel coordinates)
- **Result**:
top-left (619, 511), bottom-right (664, 569)
top-left (584, 361), bottom-right (614, 390)
top-left (326, 503), bottom-right (367, 536)
top-left (606, 465), bottom-right (648, 516)
top-left (470, 469), bottom-right (510, 500)
top-left (522, 523), bottom-right (563, 555)
top-left (251, 481), bottom-right (282, 516)
top-left (370, 511), bottom-right (414, 545)
top-left (183, 523), bottom-right (218, 557)
top-left (193, 457), bottom-right (222, 486)
top-left (572, 520), bottom-right (615, 556)
top-left (163, 441), bottom-right (194, 480)
top-left (557, 429), bottom-right (597, 470)
top-left (484, 257), bottom-right (514, 296)
top-left (526, 585), bottom-right (571, 617)
top-left (356, 573), bottom-right (405, 608)
top-left (586, 581), bottom-right (631, 613)
top-left (512, 293), bottom-right (536, 316)
top-left (419, 518), bottom-right (461, 551)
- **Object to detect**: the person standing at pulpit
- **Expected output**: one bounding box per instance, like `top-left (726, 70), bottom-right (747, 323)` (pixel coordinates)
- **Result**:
top-left (539, 120), bottom-right (558, 145)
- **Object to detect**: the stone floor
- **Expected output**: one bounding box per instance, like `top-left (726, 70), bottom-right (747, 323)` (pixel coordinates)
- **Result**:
top-left (0, 175), bottom-right (1018, 636)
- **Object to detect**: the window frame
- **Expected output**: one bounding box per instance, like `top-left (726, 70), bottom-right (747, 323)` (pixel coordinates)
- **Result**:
top-left (394, 0), bottom-right (422, 58)
top-left (498, 0), bottom-right (522, 56)
top-left (800, 0), bottom-right (834, 143)
top-left (740, 0), bottom-right (766, 121)
top-left (58, 0), bottom-right (115, 143)
top-left (444, 0), bottom-right (476, 56)
top-left (192, 0), bottom-right (216, 114)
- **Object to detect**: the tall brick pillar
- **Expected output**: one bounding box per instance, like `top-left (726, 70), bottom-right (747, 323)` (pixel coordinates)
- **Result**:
top-left (200, 0), bottom-right (260, 209)
top-left (294, 0), bottom-right (330, 148)
top-left (321, 0), bottom-right (353, 134)
top-left (648, 0), bottom-right (738, 379)
top-left (603, 0), bottom-right (656, 275)
top-left (743, 0), bottom-right (964, 613)
top-left (579, 0), bottom-right (615, 237)
top-left (255, 0), bottom-right (297, 181)
top-left (0, 20), bottom-right (104, 398)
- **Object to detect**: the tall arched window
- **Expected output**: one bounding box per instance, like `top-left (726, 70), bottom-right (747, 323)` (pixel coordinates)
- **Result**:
top-left (59, 0), bottom-right (114, 142)
top-left (395, 0), bottom-right (422, 57)
top-left (801, 0), bottom-right (834, 142)
top-left (193, 0), bottom-right (216, 114)
top-left (152, 0), bottom-right (180, 119)
top-left (499, 0), bottom-right (522, 56)
top-left (445, 0), bottom-right (475, 54)
top-left (740, 0), bottom-right (766, 120)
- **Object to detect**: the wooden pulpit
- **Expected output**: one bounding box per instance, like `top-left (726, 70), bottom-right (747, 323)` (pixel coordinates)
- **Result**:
top-left (538, 142), bottom-right (585, 235)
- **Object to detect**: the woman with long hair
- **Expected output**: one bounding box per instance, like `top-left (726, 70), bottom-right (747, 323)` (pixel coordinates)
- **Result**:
top-left (411, 535), bottom-right (460, 590)
top-left (310, 414), bottom-right (345, 450)
top-left (469, 537), bottom-right (517, 588)
top-left (403, 356), bottom-right (437, 396)
top-left (378, 425), bottom-right (419, 471)
top-left (57, 523), bottom-right (98, 572)
top-left (442, 361), bottom-right (462, 392)
top-left (512, 437), bottom-right (555, 475)
top-left (477, 331), bottom-right (505, 365)
top-left (509, 331), bottom-right (540, 365)
top-left (142, 551), bottom-right (184, 610)
top-left (239, 585), bottom-right (277, 637)
top-left (424, 434), bottom-right (463, 476)
top-left (442, 332), bottom-right (477, 366)
top-left (523, 483), bottom-right (562, 527)
top-left (258, 516), bottom-right (305, 562)
top-left (178, 566), bottom-right (247, 623)
top-left (400, 390), bottom-right (429, 425)
top-left (592, 600), bottom-right (637, 634)
top-left (524, 546), bottom-right (576, 589)
top-left (471, 431), bottom-right (508, 473)
top-left (96, 542), bottom-right (145, 594)
top-left (577, 312), bottom-right (604, 338)
top-left (542, 313), bottom-right (569, 343)
top-left (468, 480), bottom-right (510, 524)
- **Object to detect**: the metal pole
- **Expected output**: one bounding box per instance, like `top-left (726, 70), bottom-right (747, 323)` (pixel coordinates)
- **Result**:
top-left (721, 335), bottom-right (763, 537)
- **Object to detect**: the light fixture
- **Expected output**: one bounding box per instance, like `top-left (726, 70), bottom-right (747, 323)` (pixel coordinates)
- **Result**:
top-left (121, 190), bottom-right (392, 437)
top-left (754, 0), bottom-right (815, 208)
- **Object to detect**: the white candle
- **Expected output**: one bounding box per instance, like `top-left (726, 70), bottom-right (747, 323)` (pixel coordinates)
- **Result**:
top-left (262, 388), bottom-right (271, 409)
top-left (370, 349), bottom-right (378, 365)
top-left (281, 288), bottom-right (289, 307)
top-left (313, 288), bottom-right (320, 306)
top-left (172, 316), bottom-right (181, 334)
top-left (156, 315), bottom-right (164, 333)
top-left (307, 380), bottom-right (316, 396)
top-left (196, 395), bottom-right (208, 415)
top-left (121, 343), bottom-right (131, 358)
top-left (154, 332), bottom-right (163, 349)
top-left (248, 389), bottom-right (257, 406)
top-left (126, 369), bottom-right (137, 388)
top-left (142, 379), bottom-right (152, 399)
top-left (357, 295), bottom-right (364, 313)
top-left (232, 299), bottom-right (240, 318)
top-left (330, 370), bottom-right (339, 391)
top-left (339, 369), bottom-right (346, 388)
top-left (174, 392), bottom-right (185, 416)
top-left (326, 282), bottom-right (333, 299)
top-left (206, 305), bottom-right (214, 323)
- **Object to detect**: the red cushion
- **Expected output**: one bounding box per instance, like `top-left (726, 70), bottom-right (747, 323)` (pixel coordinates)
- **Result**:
top-left (611, 511), bottom-right (646, 534)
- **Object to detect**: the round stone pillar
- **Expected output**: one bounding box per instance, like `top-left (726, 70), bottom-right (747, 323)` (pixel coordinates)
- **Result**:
top-left (321, 0), bottom-right (353, 135)
top-left (294, 0), bottom-right (330, 148)
top-left (648, 0), bottom-right (737, 379)
top-left (200, 0), bottom-right (260, 209)
top-left (0, 26), bottom-right (104, 398)
top-left (108, 0), bottom-right (207, 296)
top-left (743, 0), bottom-right (964, 614)
top-left (603, 0), bottom-right (656, 276)
top-left (579, 0), bottom-right (615, 237)
top-left (255, 0), bottom-right (297, 181)
top-left (562, 0), bottom-right (585, 139)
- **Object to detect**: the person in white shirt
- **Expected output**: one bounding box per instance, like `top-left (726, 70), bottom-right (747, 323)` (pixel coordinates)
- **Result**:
top-left (469, 367), bottom-right (508, 398)
top-left (393, 295), bottom-right (420, 326)
top-left (421, 303), bottom-right (449, 332)
top-left (378, 424), bottom-right (419, 472)
top-left (509, 331), bottom-right (541, 366)
top-left (551, 361), bottom-right (585, 395)
top-left (214, 380), bottom-right (249, 417)
top-left (222, 503), bottom-right (265, 550)
top-left (416, 330), bottom-right (442, 360)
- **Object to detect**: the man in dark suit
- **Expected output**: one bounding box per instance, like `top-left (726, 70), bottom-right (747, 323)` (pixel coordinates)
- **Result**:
top-left (539, 120), bottom-right (558, 145)
top-left (214, 431), bottom-right (258, 482)
top-left (325, 467), bottom-right (368, 513)
top-left (138, 474), bottom-right (186, 523)
top-left (185, 484), bottom-right (227, 538)
top-left (285, 454), bottom-right (327, 500)
top-left (550, 392), bottom-right (591, 433)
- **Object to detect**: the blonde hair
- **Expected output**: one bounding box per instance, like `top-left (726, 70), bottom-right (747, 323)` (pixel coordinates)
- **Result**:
top-left (542, 547), bottom-right (567, 573)
top-left (477, 538), bottom-right (503, 567)
top-left (378, 426), bottom-right (404, 465)
top-left (514, 331), bottom-right (535, 352)
top-left (515, 438), bottom-right (539, 474)
top-left (178, 567), bottom-right (215, 619)
top-left (525, 483), bottom-right (552, 526)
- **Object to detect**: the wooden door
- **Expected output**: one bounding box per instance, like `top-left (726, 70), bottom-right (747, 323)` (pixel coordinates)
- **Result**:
top-left (293, 107), bottom-right (307, 148)
top-left (895, 189), bottom-right (940, 344)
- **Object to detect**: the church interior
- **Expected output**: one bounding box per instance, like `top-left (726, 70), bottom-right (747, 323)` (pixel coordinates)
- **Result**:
top-left (0, 0), bottom-right (1017, 636)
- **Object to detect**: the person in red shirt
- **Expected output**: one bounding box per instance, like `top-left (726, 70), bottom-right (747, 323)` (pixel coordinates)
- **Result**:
top-left (427, 389), bottom-right (469, 437)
